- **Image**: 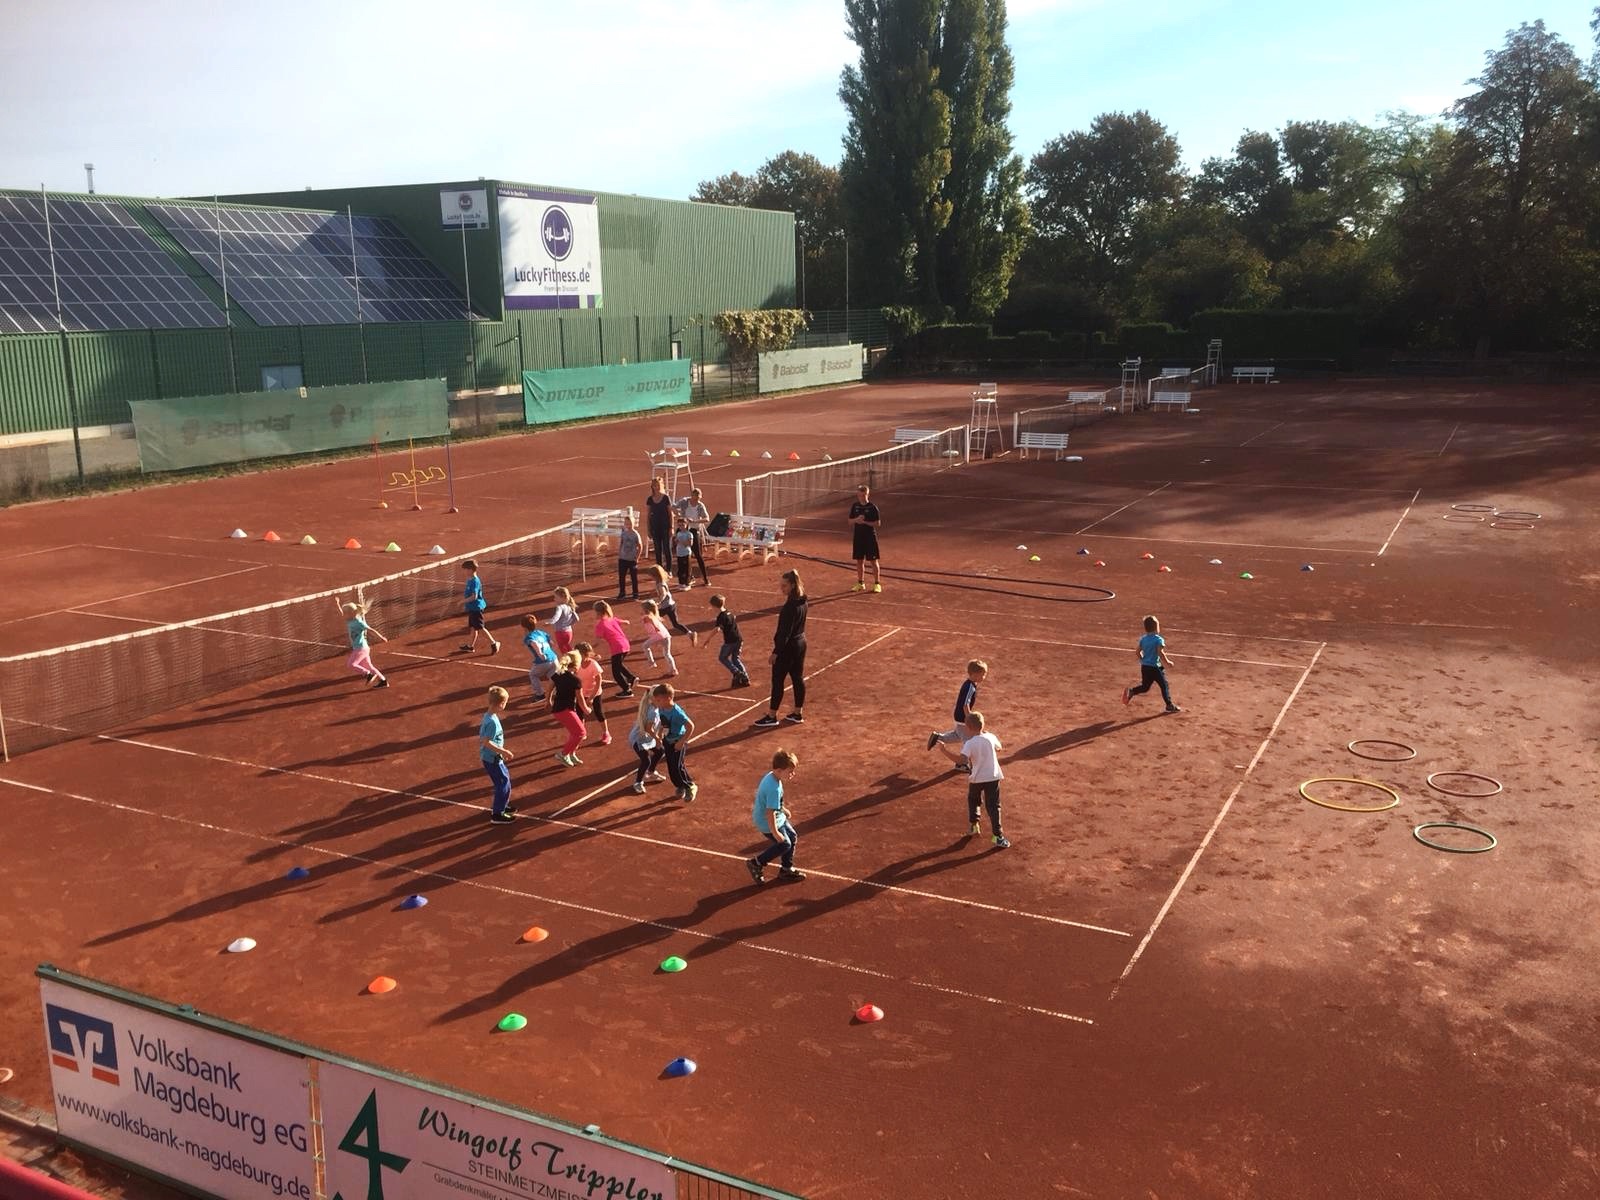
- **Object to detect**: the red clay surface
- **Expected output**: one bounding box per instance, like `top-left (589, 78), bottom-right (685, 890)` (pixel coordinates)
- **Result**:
top-left (2, 377), bottom-right (1599, 1199)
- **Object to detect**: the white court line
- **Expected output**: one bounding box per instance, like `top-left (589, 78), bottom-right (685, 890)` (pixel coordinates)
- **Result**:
top-left (1109, 641), bottom-right (1326, 1001)
top-left (1238, 420), bottom-right (1285, 448)
top-left (455, 454), bottom-right (586, 481)
top-left (0, 543), bottom-right (81, 562)
top-left (1074, 482), bottom-right (1172, 536)
top-left (0, 775), bottom-right (1091, 1025)
top-left (63, 610), bottom-right (164, 624)
top-left (1377, 488), bottom-right (1422, 557)
top-left (560, 462), bottom-right (734, 506)
top-left (0, 566), bottom-right (269, 629)
top-left (81, 543), bottom-right (305, 569)
top-left (1437, 423), bottom-right (1461, 457)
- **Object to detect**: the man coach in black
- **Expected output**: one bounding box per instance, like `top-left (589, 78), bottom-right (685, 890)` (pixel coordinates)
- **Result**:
top-left (848, 483), bottom-right (881, 593)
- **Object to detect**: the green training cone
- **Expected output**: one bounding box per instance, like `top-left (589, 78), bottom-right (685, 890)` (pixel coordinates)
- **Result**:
top-left (660, 956), bottom-right (687, 973)
top-left (1238, 572), bottom-right (1253, 580)
top-left (497, 1012), bottom-right (528, 1032)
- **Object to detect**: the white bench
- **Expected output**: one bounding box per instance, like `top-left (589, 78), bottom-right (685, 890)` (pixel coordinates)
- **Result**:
top-left (1150, 390), bottom-right (1192, 411)
top-left (567, 506), bottom-right (636, 555)
top-left (1017, 431), bottom-right (1069, 460)
top-left (1067, 390), bottom-right (1109, 409)
top-left (1158, 367), bottom-right (1190, 378)
top-left (705, 515), bottom-right (786, 565)
top-left (1233, 366), bottom-right (1275, 383)
top-left (892, 427), bottom-right (939, 445)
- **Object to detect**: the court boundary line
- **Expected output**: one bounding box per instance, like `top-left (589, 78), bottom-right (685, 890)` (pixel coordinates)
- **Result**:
top-left (1109, 641), bottom-right (1326, 1000)
top-left (0, 775), bottom-right (1093, 1026)
top-left (1238, 420), bottom-right (1285, 448)
top-left (0, 565), bottom-right (270, 630)
top-left (1073, 481), bottom-right (1171, 536)
top-left (0, 543), bottom-right (82, 562)
top-left (1437, 423), bottom-right (1461, 456)
top-left (1378, 488), bottom-right (1422, 556)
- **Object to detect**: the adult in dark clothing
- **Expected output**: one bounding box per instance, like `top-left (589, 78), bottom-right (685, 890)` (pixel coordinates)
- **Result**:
top-left (752, 569), bottom-right (807, 728)
top-left (849, 483), bottom-right (882, 593)
top-left (644, 476), bottom-right (675, 569)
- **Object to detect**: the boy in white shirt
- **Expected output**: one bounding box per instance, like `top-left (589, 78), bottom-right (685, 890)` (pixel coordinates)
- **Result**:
top-left (938, 710), bottom-right (1009, 848)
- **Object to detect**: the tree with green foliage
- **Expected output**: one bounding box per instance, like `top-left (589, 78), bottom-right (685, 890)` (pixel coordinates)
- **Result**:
top-left (931, 0), bottom-right (1028, 319)
top-left (1192, 131), bottom-right (1296, 257)
top-left (691, 172), bottom-right (758, 208)
top-left (1131, 204), bottom-right (1279, 325)
top-left (839, 0), bottom-right (953, 306)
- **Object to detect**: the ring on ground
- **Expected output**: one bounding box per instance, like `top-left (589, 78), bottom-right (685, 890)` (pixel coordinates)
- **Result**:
top-left (1426, 771), bottom-right (1503, 797)
top-left (1489, 521), bottom-right (1536, 530)
top-left (1494, 510), bottom-right (1541, 520)
top-left (1450, 503), bottom-right (1496, 512)
top-left (1413, 822), bottom-right (1497, 853)
top-left (1347, 739), bottom-right (1417, 762)
top-left (1442, 514), bottom-right (1485, 523)
top-left (0, 1067), bottom-right (12, 1084)
top-left (1299, 777), bottom-right (1401, 812)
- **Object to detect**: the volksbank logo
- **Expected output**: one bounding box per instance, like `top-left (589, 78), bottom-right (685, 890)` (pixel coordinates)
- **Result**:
top-left (46, 1004), bottom-right (120, 1085)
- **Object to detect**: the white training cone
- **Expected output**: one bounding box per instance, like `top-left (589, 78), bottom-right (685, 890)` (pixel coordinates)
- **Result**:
top-left (701, 448), bottom-right (712, 456)
top-left (761, 450), bottom-right (773, 459)
top-left (1209, 558), bottom-right (1223, 565)
top-left (1016, 545), bottom-right (1028, 551)
top-left (428, 545), bottom-right (447, 556)
top-left (226, 937), bottom-right (256, 954)
top-left (230, 528), bottom-right (247, 539)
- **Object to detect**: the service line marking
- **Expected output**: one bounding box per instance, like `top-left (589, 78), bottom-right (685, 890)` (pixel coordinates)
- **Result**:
top-left (0, 775), bottom-right (1092, 1025)
top-left (0, 566), bottom-right (270, 629)
top-left (1238, 420), bottom-right (1285, 448)
top-left (1073, 482), bottom-right (1172, 536)
top-left (1437, 423), bottom-right (1461, 457)
top-left (0, 543), bottom-right (81, 562)
top-left (1377, 488), bottom-right (1422, 557)
top-left (1109, 641), bottom-right (1326, 1000)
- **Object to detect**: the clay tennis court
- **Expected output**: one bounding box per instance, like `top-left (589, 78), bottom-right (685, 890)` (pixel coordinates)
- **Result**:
top-left (1, 377), bottom-right (1597, 1199)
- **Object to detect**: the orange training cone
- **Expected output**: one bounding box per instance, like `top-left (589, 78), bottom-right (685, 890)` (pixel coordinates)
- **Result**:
top-left (1140, 552), bottom-right (1154, 560)
top-left (787, 451), bottom-right (800, 461)
top-left (262, 530), bottom-right (281, 543)
top-left (520, 926), bottom-right (549, 943)
top-left (343, 538), bottom-right (362, 550)
top-left (1157, 564), bottom-right (1172, 573)
top-left (367, 976), bottom-right (397, 994)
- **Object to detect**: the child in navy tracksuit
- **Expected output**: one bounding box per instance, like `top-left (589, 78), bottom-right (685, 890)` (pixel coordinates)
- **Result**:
top-left (927, 659), bottom-right (988, 772)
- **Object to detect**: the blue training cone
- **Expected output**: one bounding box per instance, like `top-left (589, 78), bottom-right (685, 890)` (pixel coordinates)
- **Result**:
top-left (1301, 564), bottom-right (1315, 572)
top-left (663, 1057), bottom-right (697, 1078)
top-left (284, 866), bottom-right (310, 881)
top-left (400, 894), bottom-right (429, 910)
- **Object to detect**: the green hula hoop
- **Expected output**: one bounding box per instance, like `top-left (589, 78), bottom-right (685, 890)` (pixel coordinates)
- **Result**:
top-left (1413, 822), bottom-right (1497, 853)
top-left (1299, 777), bottom-right (1401, 813)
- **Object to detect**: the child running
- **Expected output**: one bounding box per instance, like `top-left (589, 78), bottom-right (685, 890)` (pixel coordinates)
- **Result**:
top-left (627, 692), bottom-right (667, 794)
top-left (459, 559), bottom-right (501, 656)
top-left (651, 683), bottom-right (697, 802)
top-left (647, 565), bottom-right (689, 635)
top-left (702, 593), bottom-right (749, 687)
top-left (1122, 615), bottom-right (1181, 714)
top-left (937, 710), bottom-right (1010, 848)
top-left (549, 586), bottom-right (580, 655)
top-left (521, 614), bottom-right (557, 705)
top-left (616, 515), bottom-right (642, 601)
top-left (337, 587), bottom-right (389, 689)
top-left (637, 600), bottom-right (678, 677)
top-left (592, 600), bottom-right (638, 698)
top-left (479, 685), bottom-right (516, 824)
top-left (745, 749), bottom-right (805, 885)
top-left (575, 641), bottom-right (612, 745)
top-left (548, 651), bottom-right (589, 766)
top-left (926, 659), bottom-right (988, 770)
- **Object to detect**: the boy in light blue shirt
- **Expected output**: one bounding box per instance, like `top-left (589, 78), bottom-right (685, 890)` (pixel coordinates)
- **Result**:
top-left (479, 686), bottom-right (516, 824)
top-left (459, 558), bottom-right (501, 656)
top-left (746, 749), bottom-right (805, 884)
top-left (1122, 615), bottom-right (1180, 713)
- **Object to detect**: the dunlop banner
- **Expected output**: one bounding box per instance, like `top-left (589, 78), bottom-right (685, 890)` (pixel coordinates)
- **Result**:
top-left (130, 379), bottom-right (449, 472)
top-left (758, 344), bottom-right (863, 393)
top-left (522, 359), bottom-right (692, 426)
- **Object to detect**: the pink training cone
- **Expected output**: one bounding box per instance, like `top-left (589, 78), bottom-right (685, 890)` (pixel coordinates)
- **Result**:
top-left (1139, 552), bottom-right (1155, 560)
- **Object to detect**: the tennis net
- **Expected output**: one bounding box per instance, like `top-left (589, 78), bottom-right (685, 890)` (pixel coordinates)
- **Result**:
top-left (1014, 391), bottom-right (1117, 441)
top-left (1144, 366), bottom-right (1210, 407)
top-left (0, 511), bottom-right (625, 759)
top-left (734, 426), bottom-right (968, 519)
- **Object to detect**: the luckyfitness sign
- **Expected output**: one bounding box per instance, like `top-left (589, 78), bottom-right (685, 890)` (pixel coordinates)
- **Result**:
top-left (757, 345), bottom-right (864, 393)
top-left (40, 977), bottom-right (316, 1200)
top-left (499, 186), bottom-right (603, 311)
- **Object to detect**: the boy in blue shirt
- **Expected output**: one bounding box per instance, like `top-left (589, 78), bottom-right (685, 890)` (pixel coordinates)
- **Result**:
top-left (746, 749), bottom-right (805, 884)
top-left (521, 614), bottom-right (557, 704)
top-left (926, 659), bottom-right (988, 771)
top-left (1122, 615), bottom-right (1180, 713)
top-left (650, 682), bottom-right (698, 802)
top-left (459, 559), bottom-right (501, 656)
top-left (479, 685), bottom-right (516, 824)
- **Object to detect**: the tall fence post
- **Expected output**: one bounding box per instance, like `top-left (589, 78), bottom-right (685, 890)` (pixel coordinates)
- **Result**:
top-left (558, 317), bottom-right (566, 369)
top-left (634, 314), bottom-right (641, 362)
top-left (148, 329), bottom-right (163, 398)
top-left (598, 316), bottom-right (606, 366)
top-left (58, 330), bottom-right (86, 485)
top-left (698, 321), bottom-right (707, 402)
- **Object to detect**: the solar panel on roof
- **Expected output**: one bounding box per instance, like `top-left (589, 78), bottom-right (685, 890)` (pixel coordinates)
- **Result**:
top-left (149, 204), bottom-right (475, 327)
top-left (0, 193), bottom-right (226, 333)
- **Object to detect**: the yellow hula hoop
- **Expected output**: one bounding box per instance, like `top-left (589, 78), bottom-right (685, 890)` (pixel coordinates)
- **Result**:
top-left (1299, 777), bottom-right (1401, 813)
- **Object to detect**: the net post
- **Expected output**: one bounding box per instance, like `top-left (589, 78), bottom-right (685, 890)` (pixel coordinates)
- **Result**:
top-left (735, 477), bottom-right (744, 516)
top-left (373, 437), bottom-right (382, 507)
top-left (964, 425), bottom-right (971, 465)
top-left (407, 438), bottom-right (422, 511)
top-left (0, 672), bottom-right (10, 763)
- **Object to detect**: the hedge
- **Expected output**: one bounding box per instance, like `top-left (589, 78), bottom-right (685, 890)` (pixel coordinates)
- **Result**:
top-left (1190, 309), bottom-right (1358, 366)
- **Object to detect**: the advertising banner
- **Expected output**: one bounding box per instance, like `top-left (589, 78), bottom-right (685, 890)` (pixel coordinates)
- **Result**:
top-left (440, 189), bottom-right (490, 230)
top-left (40, 977), bottom-right (316, 1200)
top-left (757, 345), bottom-right (864, 393)
top-left (522, 360), bottom-right (691, 427)
top-left (130, 378), bottom-right (449, 472)
top-left (319, 1060), bottom-right (677, 1200)
top-left (499, 186), bottom-right (603, 310)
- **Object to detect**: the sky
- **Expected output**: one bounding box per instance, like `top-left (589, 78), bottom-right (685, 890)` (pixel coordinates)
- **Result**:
top-left (2, 0), bottom-right (1596, 203)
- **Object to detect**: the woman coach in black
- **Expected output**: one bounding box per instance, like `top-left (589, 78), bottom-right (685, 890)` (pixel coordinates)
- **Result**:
top-left (644, 476), bottom-right (674, 569)
top-left (752, 569), bottom-right (807, 728)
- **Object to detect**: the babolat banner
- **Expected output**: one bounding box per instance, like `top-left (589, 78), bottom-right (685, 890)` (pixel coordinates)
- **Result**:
top-left (758, 344), bottom-right (863, 393)
top-left (522, 359), bottom-right (692, 426)
top-left (40, 973), bottom-right (316, 1200)
top-left (130, 378), bottom-right (449, 472)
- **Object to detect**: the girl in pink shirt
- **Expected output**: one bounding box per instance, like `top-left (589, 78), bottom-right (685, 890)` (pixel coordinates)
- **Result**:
top-left (575, 640), bottom-right (613, 745)
top-left (591, 600), bottom-right (637, 697)
top-left (637, 600), bottom-right (678, 677)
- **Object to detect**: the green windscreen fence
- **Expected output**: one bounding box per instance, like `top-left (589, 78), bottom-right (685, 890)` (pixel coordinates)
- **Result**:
top-left (129, 378), bottom-right (449, 472)
top-left (522, 358), bottom-right (692, 426)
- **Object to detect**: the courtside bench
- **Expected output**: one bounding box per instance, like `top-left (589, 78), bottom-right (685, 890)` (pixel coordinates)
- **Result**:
top-left (1067, 389), bottom-right (1110, 412)
top-left (1233, 366), bottom-right (1275, 383)
top-left (1150, 390), bottom-right (1192, 412)
top-left (892, 427), bottom-right (939, 445)
top-left (1017, 431), bottom-right (1069, 459)
top-left (567, 507), bottom-right (635, 555)
top-left (705, 516), bottom-right (786, 566)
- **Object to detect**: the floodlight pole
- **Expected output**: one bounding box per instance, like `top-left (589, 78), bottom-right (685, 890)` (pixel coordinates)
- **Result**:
top-left (460, 217), bottom-right (478, 392)
top-left (348, 206), bottom-right (369, 383)
top-left (215, 195), bottom-right (237, 392)
top-left (41, 185), bottom-right (86, 485)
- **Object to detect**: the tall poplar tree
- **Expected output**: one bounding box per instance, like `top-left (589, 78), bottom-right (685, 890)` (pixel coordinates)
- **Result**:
top-left (839, 0), bottom-right (952, 306)
top-left (932, 0), bottom-right (1028, 319)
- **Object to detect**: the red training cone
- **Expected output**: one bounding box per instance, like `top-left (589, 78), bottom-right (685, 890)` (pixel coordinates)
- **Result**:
top-left (343, 538), bottom-right (362, 550)
top-left (1139, 552), bottom-right (1154, 560)
top-left (262, 530), bottom-right (281, 543)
